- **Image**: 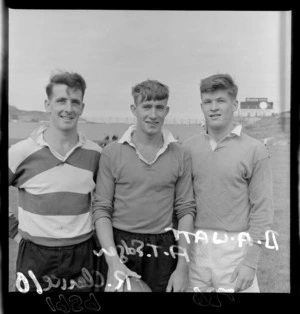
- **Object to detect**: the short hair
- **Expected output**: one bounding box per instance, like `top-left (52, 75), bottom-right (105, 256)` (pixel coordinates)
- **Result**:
top-left (200, 74), bottom-right (238, 99)
top-left (131, 80), bottom-right (169, 104)
top-left (46, 71), bottom-right (87, 99)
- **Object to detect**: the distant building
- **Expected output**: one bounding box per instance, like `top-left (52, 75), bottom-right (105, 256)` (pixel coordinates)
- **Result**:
top-left (235, 98), bottom-right (274, 117)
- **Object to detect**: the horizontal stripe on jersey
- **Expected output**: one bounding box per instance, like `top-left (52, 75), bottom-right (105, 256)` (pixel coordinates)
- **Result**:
top-left (18, 206), bottom-right (93, 239)
top-left (19, 163), bottom-right (95, 195)
top-left (11, 147), bottom-right (99, 188)
top-left (18, 190), bottom-right (91, 215)
top-left (9, 128), bottom-right (101, 246)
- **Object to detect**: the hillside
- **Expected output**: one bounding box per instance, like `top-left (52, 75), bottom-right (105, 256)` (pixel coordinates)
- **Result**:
top-left (237, 115), bottom-right (290, 141)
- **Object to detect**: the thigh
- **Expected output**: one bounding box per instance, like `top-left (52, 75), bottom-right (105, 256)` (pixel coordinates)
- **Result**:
top-left (113, 229), bottom-right (177, 292)
top-left (188, 242), bottom-right (214, 292)
top-left (113, 228), bottom-right (144, 276)
top-left (210, 231), bottom-right (260, 292)
top-left (141, 232), bottom-right (177, 292)
top-left (16, 239), bottom-right (59, 292)
top-left (58, 237), bottom-right (97, 292)
top-left (91, 230), bottom-right (142, 292)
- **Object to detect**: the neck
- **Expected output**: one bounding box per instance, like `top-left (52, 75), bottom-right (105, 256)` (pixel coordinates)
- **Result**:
top-left (207, 122), bottom-right (235, 143)
top-left (133, 130), bottom-right (163, 147)
top-left (44, 126), bottom-right (79, 147)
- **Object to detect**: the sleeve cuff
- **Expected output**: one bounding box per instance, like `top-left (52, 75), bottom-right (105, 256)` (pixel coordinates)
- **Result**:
top-left (175, 203), bottom-right (196, 221)
top-left (92, 193), bottom-right (113, 225)
top-left (241, 243), bottom-right (262, 270)
top-left (92, 210), bottom-right (112, 225)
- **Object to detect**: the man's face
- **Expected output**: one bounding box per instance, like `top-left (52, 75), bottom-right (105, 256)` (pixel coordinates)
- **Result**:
top-left (45, 84), bottom-right (84, 132)
top-left (201, 89), bottom-right (238, 132)
top-left (131, 99), bottom-right (169, 137)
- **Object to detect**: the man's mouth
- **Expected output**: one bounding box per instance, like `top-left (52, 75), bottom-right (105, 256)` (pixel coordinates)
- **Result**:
top-left (60, 115), bottom-right (75, 121)
top-left (146, 121), bottom-right (159, 126)
top-left (209, 114), bottom-right (221, 118)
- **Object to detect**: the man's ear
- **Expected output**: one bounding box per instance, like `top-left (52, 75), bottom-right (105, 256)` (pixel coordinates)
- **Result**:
top-left (165, 106), bottom-right (170, 116)
top-left (44, 99), bottom-right (51, 112)
top-left (130, 104), bottom-right (137, 116)
top-left (232, 100), bottom-right (238, 112)
top-left (200, 102), bottom-right (204, 113)
top-left (79, 102), bottom-right (85, 116)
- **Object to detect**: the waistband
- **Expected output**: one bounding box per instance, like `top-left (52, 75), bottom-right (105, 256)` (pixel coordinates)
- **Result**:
top-left (113, 227), bottom-right (175, 242)
top-left (21, 234), bottom-right (94, 251)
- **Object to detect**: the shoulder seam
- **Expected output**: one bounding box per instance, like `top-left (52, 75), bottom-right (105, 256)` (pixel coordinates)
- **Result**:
top-left (9, 138), bottom-right (42, 173)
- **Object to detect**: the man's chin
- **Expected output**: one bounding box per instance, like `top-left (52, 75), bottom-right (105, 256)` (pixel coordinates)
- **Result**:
top-left (207, 121), bottom-right (223, 129)
top-left (145, 128), bottom-right (161, 136)
top-left (55, 123), bottom-right (77, 132)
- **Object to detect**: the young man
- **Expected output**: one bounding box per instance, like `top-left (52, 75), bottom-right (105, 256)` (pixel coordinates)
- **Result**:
top-left (183, 74), bottom-right (274, 293)
top-left (9, 72), bottom-right (102, 292)
top-left (92, 80), bottom-right (196, 292)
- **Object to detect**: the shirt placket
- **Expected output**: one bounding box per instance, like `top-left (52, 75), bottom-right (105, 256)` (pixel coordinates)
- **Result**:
top-left (42, 140), bottom-right (82, 163)
top-left (128, 142), bottom-right (165, 166)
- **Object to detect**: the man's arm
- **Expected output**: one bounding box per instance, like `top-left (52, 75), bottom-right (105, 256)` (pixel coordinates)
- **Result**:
top-left (92, 149), bottom-right (140, 291)
top-left (9, 207), bottom-right (20, 243)
top-left (232, 146), bottom-right (274, 292)
top-left (246, 153), bottom-right (274, 265)
top-left (9, 149), bottom-right (20, 242)
top-left (166, 213), bottom-right (194, 292)
top-left (166, 148), bottom-right (196, 292)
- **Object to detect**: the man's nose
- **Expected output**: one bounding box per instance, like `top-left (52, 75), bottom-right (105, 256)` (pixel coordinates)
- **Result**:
top-left (64, 101), bottom-right (72, 111)
top-left (210, 101), bottom-right (219, 111)
top-left (149, 107), bottom-right (157, 118)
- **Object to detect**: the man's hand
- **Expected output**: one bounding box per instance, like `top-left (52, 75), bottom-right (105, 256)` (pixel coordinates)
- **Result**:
top-left (230, 263), bottom-right (256, 292)
top-left (166, 267), bottom-right (188, 292)
top-left (13, 233), bottom-right (22, 244)
top-left (105, 260), bottom-right (141, 292)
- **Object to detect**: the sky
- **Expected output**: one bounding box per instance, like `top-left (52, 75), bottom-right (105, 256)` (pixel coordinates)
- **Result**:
top-left (8, 10), bottom-right (291, 122)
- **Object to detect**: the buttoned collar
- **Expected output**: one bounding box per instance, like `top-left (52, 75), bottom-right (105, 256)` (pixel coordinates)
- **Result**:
top-left (118, 124), bottom-right (177, 146)
top-left (118, 125), bottom-right (177, 165)
top-left (29, 124), bottom-right (86, 161)
top-left (30, 124), bottom-right (86, 147)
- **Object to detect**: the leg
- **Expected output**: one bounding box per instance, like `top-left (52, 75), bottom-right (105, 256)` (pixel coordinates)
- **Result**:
top-left (112, 229), bottom-right (177, 292)
top-left (141, 231), bottom-right (177, 292)
top-left (15, 239), bottom-right (59, 293)
top-left (58, 237), bottom-right (99, 293)
top-left (210, 230), bottom-right (260, 293)
top-left (188, 241), bottom-right (214, 292)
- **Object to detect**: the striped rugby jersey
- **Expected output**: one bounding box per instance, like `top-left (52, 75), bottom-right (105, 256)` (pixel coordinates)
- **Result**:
top-left (9, 125), bottom-right (102, 247)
